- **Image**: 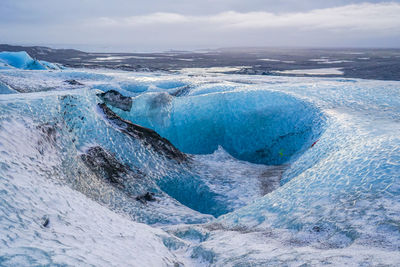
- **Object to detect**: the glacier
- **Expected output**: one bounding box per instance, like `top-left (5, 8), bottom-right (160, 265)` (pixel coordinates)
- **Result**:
top-left (0, 52), bottom-right (399, 266)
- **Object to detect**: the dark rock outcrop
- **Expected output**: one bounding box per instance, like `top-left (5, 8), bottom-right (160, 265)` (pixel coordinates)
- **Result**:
top-left (36, 123), bottom-right (58, 155)
top-left (98, 103), bottom-right (189, 163)
top-left (41, 215), bottom-right (50, 227)
top-left (169, 85), bottom-right (191, 97)
top-left (64, 79), bottom-right (84, 86)
top-left (136, 192), bottom-right (156, 203)
top-left (98, 90), bottom-right (132, 111)
top-left (36, 123), bottom-right (57, 144)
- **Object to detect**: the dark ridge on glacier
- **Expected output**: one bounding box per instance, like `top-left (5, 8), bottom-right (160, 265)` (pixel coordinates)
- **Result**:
top-left (64, 79), bottom-right (84, 86)
top-left (81, 146), bottom-right (145, 190)
top-left (98, 102), bottom-right (189, 163)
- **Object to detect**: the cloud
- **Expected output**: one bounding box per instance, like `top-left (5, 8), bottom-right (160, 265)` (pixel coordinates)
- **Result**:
top-left (123, 13), bottom-right (189, 25)
top-left (1, 2), bottom-right (399, 50)
top-left (88, 2), bottom-right (400, 33)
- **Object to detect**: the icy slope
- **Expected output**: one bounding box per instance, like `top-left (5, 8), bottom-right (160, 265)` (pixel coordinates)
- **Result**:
top-left (0, 62), bottom-right (400, 266)
top-left (0, 119), bottom-right (183, 266)
top-left (0, 90), bottom-right (216, 224)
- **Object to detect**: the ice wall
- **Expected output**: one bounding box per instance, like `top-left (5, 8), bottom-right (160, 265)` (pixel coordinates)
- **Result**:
top-left (113, 90), bottom-right (324, 165)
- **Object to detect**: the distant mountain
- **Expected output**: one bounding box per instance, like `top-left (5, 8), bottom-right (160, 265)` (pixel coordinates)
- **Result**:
top-left (0, 44), bottom-right (90, 67)
top-left (0, 44), bottom-right (84, 60)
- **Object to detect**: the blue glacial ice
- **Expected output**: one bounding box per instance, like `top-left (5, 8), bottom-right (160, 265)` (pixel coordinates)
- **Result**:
top-left (0, 61), bottom-right (399, 266)
top-left (0, 81), bottom-right (16, 94)
top-left (113, 89), bottom-right (324, 165)
top-left (0, 51), bottom-right (62, 70)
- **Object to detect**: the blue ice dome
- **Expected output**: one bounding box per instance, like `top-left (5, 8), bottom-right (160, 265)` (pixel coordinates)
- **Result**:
top-left (0, 51), bottom-right (47, 70)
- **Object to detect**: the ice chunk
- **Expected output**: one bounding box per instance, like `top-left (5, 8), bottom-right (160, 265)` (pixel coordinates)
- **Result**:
top-left (0, 51), bottom-right (63, 70)
top-left (0, 51), bottom-right (46, 70)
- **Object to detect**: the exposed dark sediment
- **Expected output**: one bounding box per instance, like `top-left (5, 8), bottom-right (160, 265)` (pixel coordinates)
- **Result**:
top-left (64, 79), bottom-right (84, 86)
top-left (98, 103), bottom-right (189, 163)
top-left (81, 146), bottom-right (138, 188)
top-left (169, 85), bottom-right (191, 97)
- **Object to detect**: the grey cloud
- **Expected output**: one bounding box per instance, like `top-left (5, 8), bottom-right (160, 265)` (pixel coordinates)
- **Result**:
top-left (94, 3), bottom-right (399, 31)
top-left (0, 1), bottom-right (399, 51)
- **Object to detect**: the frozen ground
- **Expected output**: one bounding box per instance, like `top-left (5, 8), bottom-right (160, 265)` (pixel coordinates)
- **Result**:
top-left (0, 51), bottom-right (399, 266)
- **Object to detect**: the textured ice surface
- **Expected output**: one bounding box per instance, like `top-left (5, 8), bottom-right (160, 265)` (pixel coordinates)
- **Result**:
top-left (1, 62), bottom-right (400, 266)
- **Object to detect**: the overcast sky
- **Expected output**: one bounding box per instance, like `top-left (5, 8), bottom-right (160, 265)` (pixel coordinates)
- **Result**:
top-left (1, 0), bottom-right (399, 52)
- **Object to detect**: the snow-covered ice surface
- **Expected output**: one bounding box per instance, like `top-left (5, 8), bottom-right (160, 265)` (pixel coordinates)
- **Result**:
top-left (0, 53), bottom-right (400, 266)
top-left (308, 58), bottom-right (353, 64)
top-left (179, 67), bottom-right (252, 75)
top-left (273, 68), bottom-right (344, 75)
top-left (91, 56), bottom-right (158, 62)
top-left (258, 58), bottom-right (296, 64)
